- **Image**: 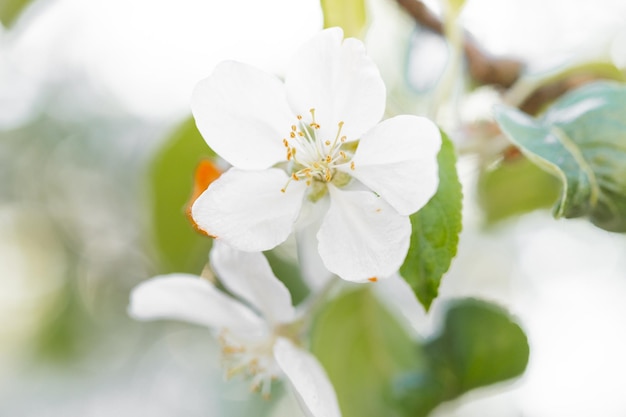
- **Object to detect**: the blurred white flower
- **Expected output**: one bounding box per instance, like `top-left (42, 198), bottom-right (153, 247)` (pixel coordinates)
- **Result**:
top-left (129, 241), bottom-right (340, 417)
top-left (190, 28), bottom-right (441, 283)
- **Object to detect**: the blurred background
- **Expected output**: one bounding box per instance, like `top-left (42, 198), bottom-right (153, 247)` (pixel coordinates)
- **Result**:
top-left (1, 0), bottom-right (626, 415)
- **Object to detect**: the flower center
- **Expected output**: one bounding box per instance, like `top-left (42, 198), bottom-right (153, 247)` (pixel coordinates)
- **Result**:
top-left (280, 108), bottom-right (355, 195)
top-left (218, 330), bottom-right (279, 399)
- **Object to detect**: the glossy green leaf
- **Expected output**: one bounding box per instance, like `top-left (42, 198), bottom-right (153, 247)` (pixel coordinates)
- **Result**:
top-left (394, 299), bottom-right (529, 417)
top-left (0, 0), bottom-right (33, 27)
top-left (400, 132), bottom-right (462, 311)
top-left (148, 117), bottom-right (214, 274)
top-left (320, 0), bottom-right (367, 38)
top-left (478, 156), bottom-right (560, 224)
top-left (495, 81), bottom-right (626, 232)
top-left (311, 287), bottom-right (424, 417)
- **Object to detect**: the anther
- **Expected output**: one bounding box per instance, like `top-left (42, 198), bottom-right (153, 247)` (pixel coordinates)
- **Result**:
top-left (309, 108), bottom-right (320, 129)
top-left (350, 161), bottom-right (355, 170)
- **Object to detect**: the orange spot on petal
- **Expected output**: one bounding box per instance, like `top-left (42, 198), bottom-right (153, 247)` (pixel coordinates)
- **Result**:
top-left (185, 159), bottom-right (222, 237)
top-left (368, 277), bottom-right (378, 282)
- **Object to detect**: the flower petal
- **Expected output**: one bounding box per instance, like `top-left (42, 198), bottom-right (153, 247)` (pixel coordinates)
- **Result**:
top-left (128, 274), bottom-right (265, 334)
top-left (318, 185), bottom-right (411, 282)
top-left (191, 168), bottom-right (307, 251)
top-left (285, 28), bottom-right (386, 141)
top-left (192, 60), bottom-right (293, 169)
top-left (295, 197), bottom-right (334, 291)
top-left (339, 115), bottom-right (441, 215)
top-left (273, 338), bottom-right (341, 417)
top-left (209, 240), bottom-right (295, 325)
top-left (373, 273), bottom-right (428, 335)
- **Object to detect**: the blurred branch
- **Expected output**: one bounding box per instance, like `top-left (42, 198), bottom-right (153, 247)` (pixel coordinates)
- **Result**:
top-left (394, 0), bottom-right (617, 115)
top-left (395, 0), bottom-right (523, 89)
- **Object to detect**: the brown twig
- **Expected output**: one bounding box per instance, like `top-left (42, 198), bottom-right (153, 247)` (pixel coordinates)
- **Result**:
top-left (395, 0), bottom-right (523, 89)
top-left (518, 73), bottom-right (601, 114)
top-left (395, 0), bottom-right (618, 117)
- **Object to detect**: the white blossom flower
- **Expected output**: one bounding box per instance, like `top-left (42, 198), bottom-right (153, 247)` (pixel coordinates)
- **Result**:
top-left (129, 241), bottom-right (340, 417)
top-left (191, 27), bottom-right (441, 283)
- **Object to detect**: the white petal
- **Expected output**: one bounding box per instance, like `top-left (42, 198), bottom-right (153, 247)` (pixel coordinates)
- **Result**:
top-left (209, 240), bottom-right (295, 325)
top-left (191, 168), bottom-right (307, 251)
top-left (128, 274), bottom-right (264, 334)
top-left (285, 28), bottom-right (386, 141)
top-left (295, 197), bottom-right (334, 291)
top-left (318, 186), bottom-right (411, 282)
top-left (273, 338), bottom-right (341, 417)
top-left (339, 115), bottom-right (441, 215)
top-left (373, 273), bottom-right (428, 335)
top-left (191, 61), bottom-right (294, 169)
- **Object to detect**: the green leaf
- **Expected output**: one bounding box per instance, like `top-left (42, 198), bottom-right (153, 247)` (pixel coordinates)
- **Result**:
top-left (311, 287), bottom-right (424, 417)
top-left (400, 132), bottom-right (463, 311)
top-left (478, 156), bottom-right (560, 224)
top-left (393, 299), bottom-right (529, 417)
top-left (320, 0), bottom-right (367, 38)
top-left (495, 81), bottom-right (626, 232)
top-left (148, 117), bottom-right (214, 273)
top-left (0, 0), bottom-right (33, 27)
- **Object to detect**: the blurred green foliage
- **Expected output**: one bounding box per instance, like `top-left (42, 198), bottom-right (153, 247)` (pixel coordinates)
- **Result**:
top-left (312, 287), bottom-right (423, 417)
top-left (478, 156), bottom-right (560, 224)
top-left (148, 117), bottom-right (214, 274)
top-left (401, 132), bottom-right (462, 311)
top-left (393, 299), bottom-right (529, 416)
top-left (312, 289), bottom-right (529, 417)
top-left (320, 0), bottom-right (367, 38)
top-left (496, 81), bottom-right (626, 233)
top-left (0, 0), bottom-right (33, 27)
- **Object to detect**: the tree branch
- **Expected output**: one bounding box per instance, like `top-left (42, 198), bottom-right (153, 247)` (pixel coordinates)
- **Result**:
top-left (395, 0), bottom-right (523, 89)
top-left (395, 0), bottom-right (619, 119)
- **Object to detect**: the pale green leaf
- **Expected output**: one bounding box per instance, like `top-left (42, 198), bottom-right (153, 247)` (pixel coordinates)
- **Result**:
top-left (447, 0), bottom-right (466, 16)
top-left (320, 0), bottom-right (367, 38)
top-left (311, 288), bottom-right (424, 417)
top-left (495, 81), bottom-right (626, 232)
top-left (400, 132), bottom-right (462, 311)
top-left (0, 0), bottom-right (33, 27)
